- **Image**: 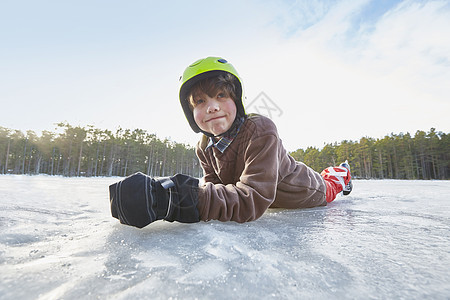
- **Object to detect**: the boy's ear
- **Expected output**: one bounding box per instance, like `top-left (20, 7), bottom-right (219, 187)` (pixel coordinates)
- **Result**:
top-left (186, 96), bottom-right (193, 111)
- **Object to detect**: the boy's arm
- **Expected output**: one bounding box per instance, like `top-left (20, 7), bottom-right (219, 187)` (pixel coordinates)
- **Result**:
top-left (197, 134), bottom-right (279, 222)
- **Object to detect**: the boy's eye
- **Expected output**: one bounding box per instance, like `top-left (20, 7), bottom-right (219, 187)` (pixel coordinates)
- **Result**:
top-left (195, 99), bottom-right (205, 105)
top-left (217, 92), bottom-right (225, 98)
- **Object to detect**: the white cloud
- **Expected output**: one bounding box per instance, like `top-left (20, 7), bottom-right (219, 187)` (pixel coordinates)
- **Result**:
top-left (358, 1), bottom-right (450, 91)
top-left (237, 0), bottom-right (450, 150)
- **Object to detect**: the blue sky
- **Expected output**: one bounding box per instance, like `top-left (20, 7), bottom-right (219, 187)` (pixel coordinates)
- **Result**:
top-left (1, 0), bottom-right (449, 151)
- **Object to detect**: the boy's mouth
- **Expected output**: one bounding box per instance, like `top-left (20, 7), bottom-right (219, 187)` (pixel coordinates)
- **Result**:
top-left (205, 115), bottom-right (225, 122)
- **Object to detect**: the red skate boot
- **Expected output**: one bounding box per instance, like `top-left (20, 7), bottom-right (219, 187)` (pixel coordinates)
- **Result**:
top-left (320, 160), bottom-right (352, 202)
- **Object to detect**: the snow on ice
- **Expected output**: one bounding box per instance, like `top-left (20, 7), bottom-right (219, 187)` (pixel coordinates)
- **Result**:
top-left (0, 175), bottom-right (449, 299)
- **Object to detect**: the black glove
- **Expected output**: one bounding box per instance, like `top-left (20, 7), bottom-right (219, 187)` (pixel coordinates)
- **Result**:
top-left (109, 172), bottom-right (200, 228)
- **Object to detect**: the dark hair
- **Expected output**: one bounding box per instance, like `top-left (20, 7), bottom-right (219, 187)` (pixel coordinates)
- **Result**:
top-left (187, 73), bottom-right (237, 110)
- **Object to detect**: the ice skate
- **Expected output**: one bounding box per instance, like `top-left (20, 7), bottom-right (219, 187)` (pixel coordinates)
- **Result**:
top-left (339, 160), bottom-right (352, 195)
top-left (320, 160), bottom-right (353, 202)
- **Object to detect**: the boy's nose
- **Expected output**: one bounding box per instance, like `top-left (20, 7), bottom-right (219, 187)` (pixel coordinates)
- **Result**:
top-left (206, 101), bottom-right (220, 113)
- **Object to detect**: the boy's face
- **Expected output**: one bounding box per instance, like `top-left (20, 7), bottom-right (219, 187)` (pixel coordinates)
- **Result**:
top-left (192, 91), bottom-right (237, 136)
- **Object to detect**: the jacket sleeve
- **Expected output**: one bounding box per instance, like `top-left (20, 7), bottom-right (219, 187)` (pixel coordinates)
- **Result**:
top-left (197, 133), bottom-right (279, 222)
top-left (196, 144), bottom-right (222, 185)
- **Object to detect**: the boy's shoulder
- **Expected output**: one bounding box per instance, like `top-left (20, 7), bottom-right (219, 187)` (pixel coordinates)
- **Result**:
top-left (243, 113), bottom-right (279, 137)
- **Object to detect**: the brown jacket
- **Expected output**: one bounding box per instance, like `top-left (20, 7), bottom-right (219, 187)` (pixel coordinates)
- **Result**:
top-left (196, 114), bottom-right (327, 222)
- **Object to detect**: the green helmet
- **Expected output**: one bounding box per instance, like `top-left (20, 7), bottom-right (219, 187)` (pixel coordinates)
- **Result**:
top-left (179, 56), bottom-right (245, 134)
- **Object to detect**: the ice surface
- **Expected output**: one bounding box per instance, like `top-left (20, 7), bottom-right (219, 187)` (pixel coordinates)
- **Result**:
top-left (1, 175), bottom-right (449, 299)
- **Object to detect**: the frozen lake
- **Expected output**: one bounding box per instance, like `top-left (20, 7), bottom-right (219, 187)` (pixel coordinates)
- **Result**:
top-left (1, 175), bottom-right (449, 299)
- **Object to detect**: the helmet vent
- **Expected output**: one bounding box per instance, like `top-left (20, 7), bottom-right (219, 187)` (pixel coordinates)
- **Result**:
top-left (218, 58), bottom-right (228, 63)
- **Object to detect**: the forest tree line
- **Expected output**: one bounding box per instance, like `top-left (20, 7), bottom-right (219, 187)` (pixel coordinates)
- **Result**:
top-left (0, 123), bottom-right (203, 178)
top-left (0, 124), bottom-right (448, 179)
top-left (291, 128), bottom-right (448, 180)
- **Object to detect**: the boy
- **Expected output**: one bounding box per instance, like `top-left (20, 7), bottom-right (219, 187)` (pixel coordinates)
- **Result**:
top-left (109, 57), bottom-right (352, 228)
